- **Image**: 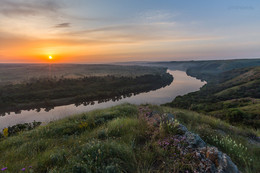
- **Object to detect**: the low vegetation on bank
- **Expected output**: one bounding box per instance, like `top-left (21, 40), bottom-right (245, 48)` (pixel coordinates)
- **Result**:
top-left (0, 64), bottom-right (167, 86)
top-left (0, 104), bottom-right (259, 172)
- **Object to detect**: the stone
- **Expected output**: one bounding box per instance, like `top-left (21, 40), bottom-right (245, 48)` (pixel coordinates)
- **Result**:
top-left (178, 124), bottom-right (188, 133)
top-left (166, 113), bottom-right (175, 121)
top-left (202, 147), bottom-right (239, 173)
top-left (185, 132), bottom-right (206, 148)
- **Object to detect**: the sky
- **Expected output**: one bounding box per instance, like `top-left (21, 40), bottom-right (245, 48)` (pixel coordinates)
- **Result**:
top-left (0, 0), bottom-right (260, 63)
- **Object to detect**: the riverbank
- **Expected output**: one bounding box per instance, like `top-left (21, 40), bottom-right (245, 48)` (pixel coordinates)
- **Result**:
top-left (0, 73), bottom-right (173, 115)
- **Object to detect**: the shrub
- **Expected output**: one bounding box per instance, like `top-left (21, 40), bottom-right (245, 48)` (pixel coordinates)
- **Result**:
top-left (225, 108), bottom-right (246, 123)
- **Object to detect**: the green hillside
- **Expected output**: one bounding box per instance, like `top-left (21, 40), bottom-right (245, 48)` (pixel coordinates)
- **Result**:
top-left (0, 104), bottom-right (259, 172)
top-left (168, 65), bottom-right (260, 129)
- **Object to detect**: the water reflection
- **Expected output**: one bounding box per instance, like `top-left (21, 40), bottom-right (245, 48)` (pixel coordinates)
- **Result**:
top-left (0, 70), bottom-right (206, 129)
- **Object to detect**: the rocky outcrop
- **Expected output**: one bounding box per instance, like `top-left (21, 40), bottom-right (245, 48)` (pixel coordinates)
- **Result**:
top-left (161, 113), bottom-right (240, 173)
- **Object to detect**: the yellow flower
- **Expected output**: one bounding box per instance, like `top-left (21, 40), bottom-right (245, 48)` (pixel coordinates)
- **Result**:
top-left (79, 121), bottom-right (88, 128)
top-left (3, 128), bottom-right (8, 137)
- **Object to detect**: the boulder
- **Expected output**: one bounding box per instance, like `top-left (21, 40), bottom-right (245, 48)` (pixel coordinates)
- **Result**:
top-left (185, 131), bottom-right (207, 148)
top-left (201, 147), bottom-right (240, 173)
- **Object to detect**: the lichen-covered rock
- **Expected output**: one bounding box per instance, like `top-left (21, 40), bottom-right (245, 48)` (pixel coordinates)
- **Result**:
top-left (201, 147), bottom-right (239, 173)
top-left (142, 108), bottom-right (240, 173)
top-left (161, 112), bottom-right (239, 173)
top-left (185, 132), bottom-right (206, 148)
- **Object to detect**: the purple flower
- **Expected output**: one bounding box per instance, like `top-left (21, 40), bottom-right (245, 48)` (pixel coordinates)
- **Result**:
top-left (28, 166), bottom-right (32, 168)
top-left (1, 167), bottom-right (7, 171)
top-left (21, 168), bottom-right (26, 171)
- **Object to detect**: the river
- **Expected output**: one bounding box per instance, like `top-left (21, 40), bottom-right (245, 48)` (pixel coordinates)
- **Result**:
top-left (0, 70), bottom-right (206, 129)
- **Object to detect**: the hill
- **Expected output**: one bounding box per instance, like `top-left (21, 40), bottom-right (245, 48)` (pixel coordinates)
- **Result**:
top-left (168, 65), bottom-right (260, 129)
top-left (147, 59), bottom-right (260, 82)
top-left (2, 104), bottom-right (259, 172)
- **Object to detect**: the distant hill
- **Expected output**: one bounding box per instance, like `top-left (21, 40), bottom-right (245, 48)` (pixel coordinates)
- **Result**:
top-left (149, 59), bottom-right (260, 81)
top-left (164, 59), bottom-right (260, 129)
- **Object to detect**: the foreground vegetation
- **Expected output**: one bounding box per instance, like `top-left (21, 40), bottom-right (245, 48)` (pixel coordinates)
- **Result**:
top-left (0, 104), bottom-right (259, 172)
top-left (161, 106), bottom-right (260, 173)
top-left (0, 104), bottom-right (188, 172)
top-left (0, 69), bottom-right (173, 114)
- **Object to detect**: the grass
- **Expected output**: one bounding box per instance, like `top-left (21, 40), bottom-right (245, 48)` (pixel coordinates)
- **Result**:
top-left (161, 106), bottom-right (260, 173)
top-left (0, 104), bottom-right (162, 173)
top-left (1, 104), bottom-right (259, 172)
top-left (215, 80), bottom-right (260, 97)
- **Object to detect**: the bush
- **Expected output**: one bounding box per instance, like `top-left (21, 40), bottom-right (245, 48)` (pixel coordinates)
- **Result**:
top-left (225, 108), bottom-right (246, 123)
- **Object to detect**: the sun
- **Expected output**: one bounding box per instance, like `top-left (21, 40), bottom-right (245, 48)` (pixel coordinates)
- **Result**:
top-left (49, 56), bottom-right (53, 60)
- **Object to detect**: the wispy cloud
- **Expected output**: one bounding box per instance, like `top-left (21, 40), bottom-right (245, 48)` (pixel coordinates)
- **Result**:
top-left (0, 0), bottom-right (62, 17)
top-left (55, 23), bottom-right (71, 28)
top-left (228, 5), bottom-right (254, 10)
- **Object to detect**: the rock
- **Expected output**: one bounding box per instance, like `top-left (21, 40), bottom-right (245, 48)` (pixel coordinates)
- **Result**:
top-left (166, 113), bottom-right (175, 121)
top-left (217, 151), bottom-right (239, 173)
top-left (178, 124), bottom-right (188, 133)
top-left (148, 111), bottom-right (158, 118)
top-left (161, 113), bottom-right (175, 124)
top-left (201, 147), bottom-right (239, 173)
top-left (206, 147), bottom-right (219, 166)
top-left (145, 109), bottom-right (240, 173)
top-left (185, 131), bottom-right (206, 148)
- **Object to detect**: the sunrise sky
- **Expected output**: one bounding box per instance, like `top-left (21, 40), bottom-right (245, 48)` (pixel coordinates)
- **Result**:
top-left (0, 0), bottom-right (260, 63)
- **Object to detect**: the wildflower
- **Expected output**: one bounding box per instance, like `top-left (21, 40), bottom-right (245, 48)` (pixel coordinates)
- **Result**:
top-left (1, 167), bottom-right (7, 171)
top-left (79, 121), bottom-right (88, 128)
top-left (3, 128), bottom-right (8, 137)
top-left (21, 168), bottom-right (26, 171)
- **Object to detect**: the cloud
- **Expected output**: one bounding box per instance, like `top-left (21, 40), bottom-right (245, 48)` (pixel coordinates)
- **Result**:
top-left (228, 6), bottom-right (254, 10)
top-left (0, 0), bottom-right (62, 17)
top-left (55, 23), bottom-right (70, 28)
